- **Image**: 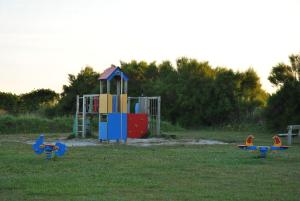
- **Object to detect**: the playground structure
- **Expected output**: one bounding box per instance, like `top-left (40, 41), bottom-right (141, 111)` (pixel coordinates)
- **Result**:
top-left (238, 135), bottom-right (289, 158)
top-left (73, 65), bottom-right (161, 142)
top-left (32, 135), bottom-right (67, 159)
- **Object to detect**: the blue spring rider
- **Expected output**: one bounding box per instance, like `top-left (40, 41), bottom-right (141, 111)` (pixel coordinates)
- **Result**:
top-left (32, 135), bottom-right (67, 159)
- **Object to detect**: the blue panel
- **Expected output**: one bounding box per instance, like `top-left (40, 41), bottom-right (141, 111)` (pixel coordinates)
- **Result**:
top-left (55, 142), bottom-right (67, 157)
top-left (112, 95), bottom-right (117, 113)
top-left (259, 146), bottom-right (269, 158)
top-left (135, 103), bottom-right (140, 114)
top-left (270, 146), bottom-right (289, 151)
top-left (99, 122), bottom-right (108, 140)
top-left (108, 113), bottom-right (127, 141)
top-left (32, 135), bottom-right (44, 154)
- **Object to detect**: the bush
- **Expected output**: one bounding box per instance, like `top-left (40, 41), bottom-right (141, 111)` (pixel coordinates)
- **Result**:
top-left (0, 114), bottom-right (73, 134)
top-left (160, 121), bottom-right (185, 132)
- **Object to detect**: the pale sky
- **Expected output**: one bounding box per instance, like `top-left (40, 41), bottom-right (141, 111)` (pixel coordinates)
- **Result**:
top-left (0, 0), bottom-right (299, 94)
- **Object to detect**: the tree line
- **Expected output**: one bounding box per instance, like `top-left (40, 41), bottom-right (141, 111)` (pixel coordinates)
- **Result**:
top-left (0, 89), bottom-right (59, 115)
top-left (1, 54), bottom-right (299, 130)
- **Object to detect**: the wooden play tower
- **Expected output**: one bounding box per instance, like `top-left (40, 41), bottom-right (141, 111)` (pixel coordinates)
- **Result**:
top-left (74, 65), bottom-right (161, 141)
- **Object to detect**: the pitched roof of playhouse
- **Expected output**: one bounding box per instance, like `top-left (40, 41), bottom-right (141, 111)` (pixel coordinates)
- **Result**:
top-left (99, 65), bottom-right (129, 81)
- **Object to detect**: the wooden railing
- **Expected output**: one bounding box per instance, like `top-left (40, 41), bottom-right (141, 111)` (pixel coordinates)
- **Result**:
top-left (287, 125), bottom-right (300, 145)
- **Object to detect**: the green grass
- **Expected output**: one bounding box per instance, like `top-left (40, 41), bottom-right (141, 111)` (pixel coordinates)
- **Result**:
top-left (0, 131), bottom-right (300, 201)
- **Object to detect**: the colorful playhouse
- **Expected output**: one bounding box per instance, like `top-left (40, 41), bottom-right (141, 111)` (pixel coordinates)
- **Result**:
top-left (73, 65), bottom-right (161, 142)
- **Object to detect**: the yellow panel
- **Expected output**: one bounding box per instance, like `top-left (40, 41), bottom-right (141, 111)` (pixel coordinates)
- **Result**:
top-left (99, 94), bottom-right (112, 113)
top-left (99, 94), bottom-right (106, 113)
top-left (120, 94), bottom-right (127, 113)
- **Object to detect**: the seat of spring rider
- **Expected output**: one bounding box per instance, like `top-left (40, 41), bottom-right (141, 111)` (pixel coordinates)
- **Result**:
top-left (127, 114), bottom-right (148, 138)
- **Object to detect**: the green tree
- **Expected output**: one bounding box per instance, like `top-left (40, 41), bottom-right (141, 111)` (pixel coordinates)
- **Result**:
top-left (265, 53), bottom-right (300, 130)
top-left (58, 66), bottom-right (99, 114)
top-left (0, 92), bottom-right (19, 114)
top-left (269, 54), bottom-right (300, 87)
top-left (208, 68), bottom-right (240, 124)
top-left (121, 58), bottom-right (267, 127)
top-left (175, 58), bottom-right (215, 126)
top-left (121, 60), bottom-right (148, 96)
top-left (19, 89), bottom-right (59, 113)
top-left (238, 68), bottom-right (268, 121)
top-left (152, 61), bottom-right (178, 123)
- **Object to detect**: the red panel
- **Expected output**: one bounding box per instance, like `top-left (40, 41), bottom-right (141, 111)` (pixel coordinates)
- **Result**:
top-left (127, 114), bottom-right (148, 138)
top-left (93, 97), bottom-right (99, 112)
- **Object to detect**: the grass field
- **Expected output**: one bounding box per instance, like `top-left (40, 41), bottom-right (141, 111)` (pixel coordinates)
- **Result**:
top-left (1, 130), bottom-right (300, 201)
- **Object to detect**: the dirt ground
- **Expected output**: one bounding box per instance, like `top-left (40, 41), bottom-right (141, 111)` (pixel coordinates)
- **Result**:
top-left (25, 137), bottom-right (227, 147)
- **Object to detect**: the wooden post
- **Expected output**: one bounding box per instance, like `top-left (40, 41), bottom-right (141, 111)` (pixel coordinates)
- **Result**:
top-left (127, 97), bottom-right (130, 113)
top-left (100, 80), bottom-right (103, 94)
top-left (288, 125), bottom-right (292, 145)
top-left (107, 80), bottom-right (110, 94)
top-left (117, 80), bottom-right (120, 95)
top-left (157, 96), bottom-right (161, 136)
top-left (75, 95), bottom-right (79, 137)
top-left (82, 96), bottom-right (86, 138)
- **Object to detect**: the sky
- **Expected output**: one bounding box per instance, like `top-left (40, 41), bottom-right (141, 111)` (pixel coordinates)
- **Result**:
top-left (0, 0), bottom-right (299, 94)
